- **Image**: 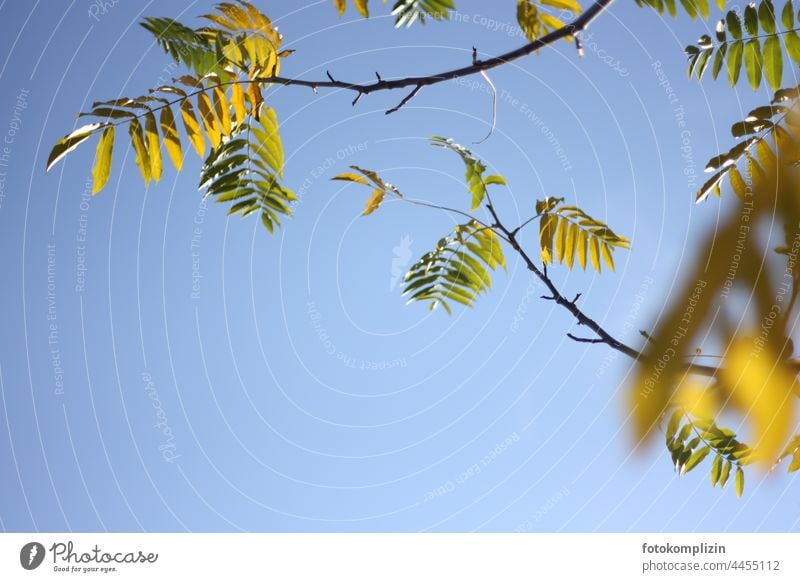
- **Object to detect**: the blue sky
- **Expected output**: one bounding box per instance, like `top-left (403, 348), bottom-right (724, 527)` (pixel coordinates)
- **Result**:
top-left (0, 0), bottom-right (798, 532)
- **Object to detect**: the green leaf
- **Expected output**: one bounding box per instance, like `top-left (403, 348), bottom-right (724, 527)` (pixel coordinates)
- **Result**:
top-left (744, 3), bottom-right (759, 35)
top-left (764, 37), bottom-right (783, 92)
top-left (719, 458), bottom-right (732, 486)
top-left (744, 39), bottom-right (763, 90)
top-left (391, 0), bottom-right (455, 27)
top-left (91, 126), bottom-right (115, 194)
top-left (786, 31), bottom-right (800, 65)
top-left (712, 43), bottom-right (727, 79)
top-left (682, 446), bottom-right (710, 472)
top-left (710, 454), bottom-right (723, 486)
top-left (726, 11), bottom-right (743, 39)
top-left (666, 410), bottom-right (683, 441)
top-left (727, 40), bottom-right (743, 85)
top-left (782, 0), bottom-right (794, 28)
top-left (679, 0), bottom-right (698, 19)
top-left (430, 136), bottom-right (505, 210)
top-left (47, 123), bottom-right (108, 172)
top-left (759, 0), bottom-right (776, 32)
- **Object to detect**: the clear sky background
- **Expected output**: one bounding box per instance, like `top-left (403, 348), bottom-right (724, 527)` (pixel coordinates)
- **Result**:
top-left (0, 0), bottom-right (798, 532)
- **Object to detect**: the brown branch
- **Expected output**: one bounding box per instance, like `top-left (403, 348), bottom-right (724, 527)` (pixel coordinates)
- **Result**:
top-left (252, 0), bottom-right (615, 105)
top-left (76, 1), bottom-right (616, 139)
top-left (483, 202), bottom-right (721, 377)
top-left (385, 85), bottom-right (423, 114)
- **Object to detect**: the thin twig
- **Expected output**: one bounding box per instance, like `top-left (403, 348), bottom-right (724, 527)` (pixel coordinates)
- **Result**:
top-left (385, 84), bottom-right (422, 114)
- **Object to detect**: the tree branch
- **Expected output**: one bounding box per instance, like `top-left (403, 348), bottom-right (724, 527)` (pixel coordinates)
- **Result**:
top-left (483, 202), bottom-right (721, 377)
top-left (252, 0), bottom-right (616, 112)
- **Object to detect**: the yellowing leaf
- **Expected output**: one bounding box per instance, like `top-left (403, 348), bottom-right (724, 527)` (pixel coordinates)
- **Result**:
top-left (601, 243), bottom-right (615, 271)
top-left (354, 0), bottom-right (369, 17)
top-left (197, 91), bottom-right (220, 149)
top-left (47, 123), bottom-right (108, 172)
top-left (246, 79), bottom-right (263, 119)
top-left (589, 236), bottom-right (601, 272)
top-left (363, 188), bottom-right (384, 215)
top-left (230, 82), bottom-right (247, 125)
top-left (91, 126), bottom-right (115, 194)
top-left (773, 126), bottom-right (799, 163)
top-left (539, 214), bottom-right (558, 264)
top-left (756, 140), bottom-right (777, 177)
top-left (334, 0), bottom-right (346, 15)
top-left (180, 100), bottom-right (205, 157)
top-left (160, 106), bottom-right (183, 171)
top-left (539, 0), bottom-right (581, 12)
top-left (144, 111), bottom-right (162, 182)
top-left (332, 172), bottom-right (370, 185)
top-left (728, 166), bottom-right (749, 199)
top-left (564, 221), bottom-right (578, 269)
top-left (129, 118), bottom-right (151, 185)
top-left (213, 86), bottom-right (232, 136)
top-left (577, 228), bottom-right (588, 270)
top-left (555, 216), bottom-right (568, 262)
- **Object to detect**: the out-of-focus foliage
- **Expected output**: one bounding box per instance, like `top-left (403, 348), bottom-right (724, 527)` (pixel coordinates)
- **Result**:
top-left (629, 121), bottom-right (800, 488)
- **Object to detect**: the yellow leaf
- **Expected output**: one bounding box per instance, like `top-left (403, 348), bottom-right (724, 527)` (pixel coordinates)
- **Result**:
top-left (144, 111), bottom-right (162, 183)
top-left (332, 172), bottom-right (369, 185)
top-left (47, 122), bottom-right (108, 172)
top-left (246, 79), bottom-right (263, 119)
top-left (213, 86), bottom-right (232, 137)
top-left (180, 100), bottom-right (205, 158)
top-left (589, 236), bottom-right (601, 272)
top-left (334, 0), bottom-right (346, 15)
top-left (197, 91), bottom-right (220, 149)
top-left (720, 337), bottom-right (796, 466)
top-left (230, 82), bottom-right (247, 126)
top-left (773, 126), bottom-right (799, 164)
top-left (354, 0), bottom-right (369, 18)
top-left (600, 242), bottom-right (615, 271)
top-left (363, 188), bottom-right (384, 215)
top-left (577, 228), bottom-right (588, 270)
top-left (539, 214), bottom-right (558, 264)
top-left (160, 107), bottom-right (183, 172)
top-left (564, 221), bottom-right (578, 269)
top-left (91, 126), bottom-right (114, 194)
top-left (128, 119), bottom-right (151, 185)
top-left (756, 140), bottom-right (777, 177)
top-left (746, 153), bottom-right (767, 192)
top-left (728, 166), bottom-right (749, 200)
top-left (554, 216), bottom-right (567, 262)
top-left (539, 0), bottom-right (582, 13)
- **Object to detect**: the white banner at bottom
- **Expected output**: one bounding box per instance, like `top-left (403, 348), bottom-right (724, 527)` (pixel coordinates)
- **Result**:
top-left (1, 533), bottom-right (798, 581)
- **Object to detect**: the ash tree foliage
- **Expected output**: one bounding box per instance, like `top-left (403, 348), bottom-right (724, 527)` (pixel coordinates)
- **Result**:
top-left (47, 0), bottom-right (800, 497)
